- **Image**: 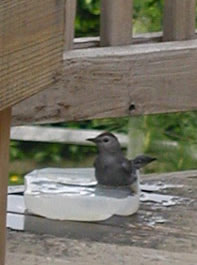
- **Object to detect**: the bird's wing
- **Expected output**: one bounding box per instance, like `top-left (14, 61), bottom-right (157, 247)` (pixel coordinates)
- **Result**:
top-left (133, 155), bottom-right (156, 169)
top-left (122, 159), bottom-right (137, 185)
top-left (121, 159), bottom-right (132, 174)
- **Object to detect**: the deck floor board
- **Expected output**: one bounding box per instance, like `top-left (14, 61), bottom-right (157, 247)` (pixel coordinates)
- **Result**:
top-left (6, 170), bottom-right (197, 264)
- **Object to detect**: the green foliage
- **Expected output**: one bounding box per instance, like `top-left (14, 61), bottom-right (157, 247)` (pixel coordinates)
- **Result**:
top-left (10, 142), bottom-right (25, 161)
top-left (143, 112), bottom-right (197, 172)
top-left (75, 0), bottom-right (100, 37)
top-left (75, 0), bottom-right (164, 37)
top-left (133, 0), bottom-right (163, 33)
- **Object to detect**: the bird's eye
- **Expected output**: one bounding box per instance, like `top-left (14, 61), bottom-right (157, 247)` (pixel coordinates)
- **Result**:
top-left (103, 138), bottom-right (109, 143)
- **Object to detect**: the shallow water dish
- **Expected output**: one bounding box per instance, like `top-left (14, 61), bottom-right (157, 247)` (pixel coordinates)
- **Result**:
top-left (24, 168), bottom-right (140, 221)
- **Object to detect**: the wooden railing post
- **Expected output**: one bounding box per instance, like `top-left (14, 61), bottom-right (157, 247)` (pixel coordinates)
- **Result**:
top-left (64, 0), bottom-right (77, 50)
top-left (100, 0), bottom-right (132, 46)
top-left (0, 108), bottom-right (11, 265)
top-left (163, 0), bottom-right (196, 41)
top-left (100, 0), bottom-right (143, 158)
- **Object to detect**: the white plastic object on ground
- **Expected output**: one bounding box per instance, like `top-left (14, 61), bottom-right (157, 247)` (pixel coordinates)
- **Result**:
top-left (24, 168), bottom-right (140, 221)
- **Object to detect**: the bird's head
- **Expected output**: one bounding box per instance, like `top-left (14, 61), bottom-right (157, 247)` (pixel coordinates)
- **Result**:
top-left (133, 155), bottom-right (156, 169)
top-left (87, 132), bottom-right (121, 153)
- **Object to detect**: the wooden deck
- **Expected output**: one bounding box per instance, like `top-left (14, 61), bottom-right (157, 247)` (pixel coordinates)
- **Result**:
top-left (1, 1), bottom-right (197, 264)
top-left (6, 170), bottom-right (197, 265)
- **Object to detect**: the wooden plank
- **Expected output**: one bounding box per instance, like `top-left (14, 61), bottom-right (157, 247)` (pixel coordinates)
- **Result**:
top-left (74, 31), bottom-right (197, 50)
top-left (100, 0), bottom-right (132, 46)
top-left (0, 0), bottom-right (64, 111)
top-left (0, 108), bottom-right (11, 265)
top-left (10, 126), bottom-right (178, 152)
top-left (6, 238), bottom-right (197, 265)
top-left (64, 0), bottom-right (77, 50)
top-left (27, 170), bottom-right (197, 254)
top-left (6, 170), bottom-right (197, 259)
top-left (163, 0), bottom-right (196, 41)
top-left (74, 32), bottom-right (163, 49)
top-left (10, 126), bottom-right (128, 147)
top-left (12, 39), bottom-right (197, 124)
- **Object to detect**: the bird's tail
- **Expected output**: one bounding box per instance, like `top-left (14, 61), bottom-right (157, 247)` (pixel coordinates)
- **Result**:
top-left (132, 155), bottom-right (156, 169)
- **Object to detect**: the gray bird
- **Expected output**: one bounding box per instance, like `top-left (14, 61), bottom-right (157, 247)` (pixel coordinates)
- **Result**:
top-left (87, 132), bottom-right (156, 187)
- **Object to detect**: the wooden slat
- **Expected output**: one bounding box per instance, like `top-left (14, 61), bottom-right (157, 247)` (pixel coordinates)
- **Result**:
top-left (0, 0), bottom-right (64, 111)
top-left (163, 0), bottom-right (196, 41)
top-left (12, 39), bottom-right (197, 125)
top-left (74, 32), bottom-right (163, 49)
top-left (64, 0), bottom-right (77, 50)
top-left (0, 108), bottom-right (11, 265)
top-left (9, 126), bottom-right (181, 163)
top-left (10, 126), bottom-right (128, 147)
top-left (74, 31), bottom-right (197, 50)
top-left (25, 169), bottom-right (197, 254)
top-left (100, 0), bottom-right (132, 46)
top-left (6, 238), bottom-right (197, 265)
top-left (6, 170), bottom-right (197, 264)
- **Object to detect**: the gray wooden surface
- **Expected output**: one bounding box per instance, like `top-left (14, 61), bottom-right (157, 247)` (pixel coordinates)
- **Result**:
top-left (10, 126), bottom-right (128, 147)
top-left (74, 31), bottom-right (196, 49)
top-left (100, 0), bottom-right (132, 46)
top-left (73, 32), bottom-right (163, 50)
top-left (6, 170), bottom-right (197, 265)
top-left (13, 39), bottom-right (197, 125)
top-left (0, 0), bottom-right (65, 112)
top-left (163, 0), bottom-right (196, 41)
top-left (10, 126), bottom-right (180, 155)
top-left (64, 0), bottom-right (77, 50)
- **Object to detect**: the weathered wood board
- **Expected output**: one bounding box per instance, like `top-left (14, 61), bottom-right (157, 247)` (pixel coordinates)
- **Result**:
top-left (74, 32), bottom-right (164, 49)
top-left (6, 170), bottom-right (197, 265)
top-left (21, 170), bottom-right (197, 250)
top-left (64, 0), bottom-right (77, 50)
top-left (0, 0), bottom-right (64, 111)
top-left (163, 0), bottom-right (196, 41)
top-left (0, 108), bottom-right (11, 265)
top-left (13, 39), bottom-right (197, 125)
top-left (10, 126), bottom-right (128, 147)
top-left (100, 0), bottom-right (132, 46)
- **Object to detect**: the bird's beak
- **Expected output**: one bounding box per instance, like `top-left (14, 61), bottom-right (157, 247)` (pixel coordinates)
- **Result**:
top-left (86, 138), bottom-right (97, 143)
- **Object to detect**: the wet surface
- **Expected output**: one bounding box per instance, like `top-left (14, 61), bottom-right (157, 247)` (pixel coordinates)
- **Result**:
top-left (6, 168), bottom-right (195, 234)
top-left (140, 182), bottom-right (184, 192)
top-left (6, 170), bottom-right (197, 265)
top-left (140, 192), bottom-right (186, 206)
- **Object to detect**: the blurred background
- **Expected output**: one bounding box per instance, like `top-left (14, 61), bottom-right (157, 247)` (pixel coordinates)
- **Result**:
top-left (9, 0), bottom-right (197, 185)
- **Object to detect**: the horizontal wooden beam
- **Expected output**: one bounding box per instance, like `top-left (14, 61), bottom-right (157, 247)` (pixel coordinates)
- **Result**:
top-left (10, 125), bottom-right (183, 154)
top-left (74, 31), bottom-right (197, 49)
top-left (74, 32), bottom-right (163, 49)
top-left (10, 126), bottom-right (128, 147)
top-left (74, 32), bottom-right (197, 50)
top-left (13, 39), bottom-right (197, 125)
